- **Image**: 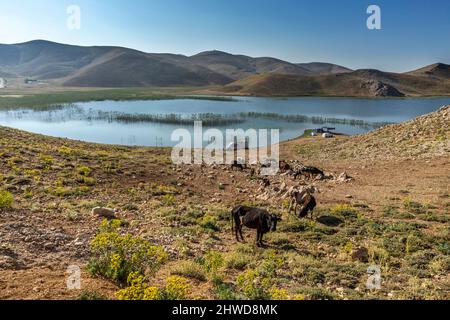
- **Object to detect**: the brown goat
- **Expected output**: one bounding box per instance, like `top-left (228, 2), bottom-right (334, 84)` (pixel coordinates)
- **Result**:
top-left (288, 190), bottom-right (317, 219)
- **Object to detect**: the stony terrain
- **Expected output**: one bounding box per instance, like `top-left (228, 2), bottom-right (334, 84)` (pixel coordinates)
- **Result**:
top-left (0, 107), bottom-right (449, 300)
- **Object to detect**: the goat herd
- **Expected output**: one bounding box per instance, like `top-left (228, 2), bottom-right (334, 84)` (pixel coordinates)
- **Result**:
top-left (91, 160), bottom-right (322, 248)
top-left (230, 160), bottom-right (320, 247)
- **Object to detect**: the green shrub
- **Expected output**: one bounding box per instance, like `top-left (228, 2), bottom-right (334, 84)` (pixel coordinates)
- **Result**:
top-left (403, 198), bottom-right (427, 214)
top-left (198, 215), bottom-right (220, 231)
top-left (88, 220), bottom-right (167, 284)
top-left (77, 291), bottom-right (107, 300)
top-left (225, 252), bottom-right (250, 270)
top-left (213, 282), bottom-right (239, 300)
top-left (162, 194), bottom-right (175, 205)
top-left (0, 190), bottom-right (14, 209)
top-left (76, 165), bottom-right (92, 176)
top-left (171, 261), bottom-right (207, 281)
top-left (296, 287), bottom-right (336, 300)
top-left (204, 250), bottom-right (224, 273)
top-left (236, 269), bottom-right (271, 300)
top-left (39, 154), bottom-right (54, 168)
top-left (116, 273), bottom-right (190, 300)
top-left (331, 204), bottom-right (358, 219)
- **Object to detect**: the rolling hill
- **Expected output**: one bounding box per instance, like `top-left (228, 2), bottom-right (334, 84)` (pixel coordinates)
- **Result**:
top-left (208, 63), bottom-right (450, 97)
top-left (0, 40), bottom-right (449, 97)
top-left (0, 40), bottom-right (355, 88)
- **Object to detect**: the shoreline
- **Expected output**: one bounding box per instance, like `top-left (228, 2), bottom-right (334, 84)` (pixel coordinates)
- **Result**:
top-left (1, 87), bottom-right (450, 109)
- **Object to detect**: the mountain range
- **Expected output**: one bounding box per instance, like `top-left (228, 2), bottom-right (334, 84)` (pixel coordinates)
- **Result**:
top-left (0, 40), bottom-right (449, 97)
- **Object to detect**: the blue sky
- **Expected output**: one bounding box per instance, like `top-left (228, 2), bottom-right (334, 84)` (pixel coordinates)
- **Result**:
top-left (1, 0), bottom-right (449, 71)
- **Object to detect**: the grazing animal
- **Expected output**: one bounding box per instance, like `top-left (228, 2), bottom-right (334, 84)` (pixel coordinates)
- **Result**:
top-left (294, 166), bottom-right (324, 180)
top-left (279, 160), bottom-right (291, 173)
top-left (231, 206), bottom-right (281, 247)
top-left (91, 207), bottom-right (118, 220)
top-left (289, 189), bottom-right (317, 219)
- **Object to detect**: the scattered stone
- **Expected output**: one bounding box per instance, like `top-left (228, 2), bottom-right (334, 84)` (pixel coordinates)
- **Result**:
top-left (337, 172), bottom-right (353, 183)
top-left (91, 207), bottom-right (117, 220)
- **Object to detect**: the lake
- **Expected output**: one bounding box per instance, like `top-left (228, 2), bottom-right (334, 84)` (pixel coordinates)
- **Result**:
top-left (0, 97), bottom-right (449, 147)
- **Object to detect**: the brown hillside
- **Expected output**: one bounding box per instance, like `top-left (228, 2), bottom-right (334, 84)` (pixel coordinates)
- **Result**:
top-left (283, 105), bottom-right (450, 161)
top-left (208, 69), bottom-right (450, 97)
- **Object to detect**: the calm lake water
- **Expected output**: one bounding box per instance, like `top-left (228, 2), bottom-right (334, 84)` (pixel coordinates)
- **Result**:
top-left (1, 97), bottom-right (449, 147)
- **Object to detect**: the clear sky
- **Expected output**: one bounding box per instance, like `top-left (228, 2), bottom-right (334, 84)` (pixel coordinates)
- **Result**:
top-left (1, 0), bottom-right (449, 72)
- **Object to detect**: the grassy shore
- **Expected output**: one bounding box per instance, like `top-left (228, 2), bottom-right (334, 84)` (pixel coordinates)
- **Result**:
top-left (0, 88), bottom-right (234, 109)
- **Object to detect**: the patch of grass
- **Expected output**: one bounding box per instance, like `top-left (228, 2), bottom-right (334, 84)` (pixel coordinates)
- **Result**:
top-left (151, 184), bottom-right (178, 196)
top-left (280, 218), bottom-right (337, 235)
top-left (421, 213), bottom-right (450, 223)
top-left (213, 281), bottom-right (239, 300)
top-left (170, 261), bottom-right (207, 281)
top-left (331, 204), bottom-right (359, 219)
top-left (296, 287), bottom-right (336, 300)
top-left (77, 291), bottom-right (107, 300)
top-left (403, 198), bottom-right (428, 214)
top-left (225, 252), bottom-right (250, 271)
top-left (198, 214), bottom-right (220, 232)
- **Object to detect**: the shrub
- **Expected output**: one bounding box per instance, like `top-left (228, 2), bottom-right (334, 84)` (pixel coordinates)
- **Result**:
top-left (151, 184), bottom-right (178, 196)
top-left (0, 190), bottom-right (14, 209)
top-left (46, 186), bottom-right (73, 197)
top-left (77, 291), bottom-right (107, 300)
top-left (213, 282), bottom-right (239, 300)
top-left (39, 154), bottom-right (54, 168)
top-left (236, 269), bottom-right (271, 300)
top-left (170, 261), bottom-right (207, 281)
top-left (88, 222), bottom-right (168, 284)
top-left (58, 146), bottom-right (76, 156)
top-left (116, 272), bottom-right (161, 300)
top-left (270, 287), bottom-right (289, 300)
top-left (331, 204), bottom-right (358, 219)
top-left (225, 252), bottom-right (250, 270)
top-left (368, 245), bottom-right (390, 269)
top-left (162, 194), bottom-right (175, 206)
top-left (198, 215), bottom-right (220, 232)
top-left (296, 287), bottom-right (335, 300)
top-left (164, 276), bottom-right (190, 300)
top-left (403, 198), bottom-right (427, 214)
top-left (76, 176), bottom-right (96, 186)
top-left (76, 165), bottom-right (92, 176)
top-left (204, 250), bottom-right (224, 274)
top-left (116, 273), bottom-right (190, 300)
top-left (258, 250), bottom-right (284, 277)
top-left (429, 255), bottom-right (450, 275)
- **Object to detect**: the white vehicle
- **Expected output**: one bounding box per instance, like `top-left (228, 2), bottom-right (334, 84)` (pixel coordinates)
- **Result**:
top-left (322, 132), bottom-right (334, 138)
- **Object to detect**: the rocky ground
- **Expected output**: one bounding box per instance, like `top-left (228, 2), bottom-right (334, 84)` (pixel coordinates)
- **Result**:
top-left (0, 106), bottom-right (449, 300)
